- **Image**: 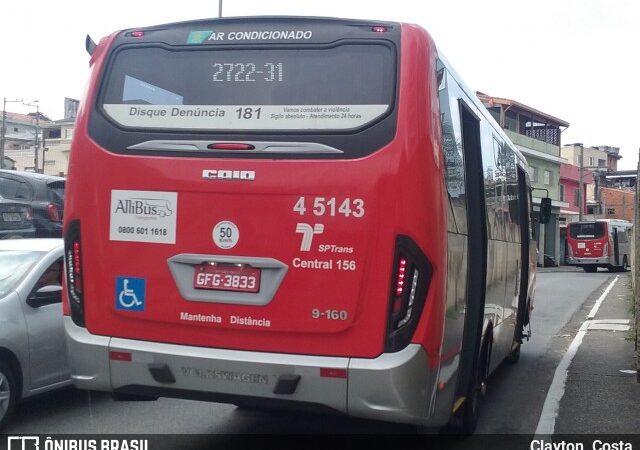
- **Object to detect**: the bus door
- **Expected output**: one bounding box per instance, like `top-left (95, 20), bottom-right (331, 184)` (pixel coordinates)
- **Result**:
top-left (612, 227), bottom-right (619, 265)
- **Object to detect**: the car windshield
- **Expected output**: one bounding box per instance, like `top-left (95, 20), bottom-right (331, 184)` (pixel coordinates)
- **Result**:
top-left (0, 250), bottom-right (44, 297)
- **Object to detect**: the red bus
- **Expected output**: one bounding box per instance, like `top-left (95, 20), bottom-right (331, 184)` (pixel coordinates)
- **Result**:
top-left (566, 219), bottom-right (632, 272)
top-left (63, 17), bottom-right (548, 433)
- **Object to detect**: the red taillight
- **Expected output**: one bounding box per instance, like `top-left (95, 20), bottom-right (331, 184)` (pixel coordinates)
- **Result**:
top-left (47, 203), bottom-right (61, 222)
top-left (73, 241), bottom-right (81, 274)
top-left (207, 143), bottom-right (256, 151)
top-left (395, 257), bottom-right (407, 296)
top-left (65, 220), bottom-right (85, 326)
top-left (73, 241), bottom-right (83, 292)
top-left (386, 236), bottom-right (432, 353)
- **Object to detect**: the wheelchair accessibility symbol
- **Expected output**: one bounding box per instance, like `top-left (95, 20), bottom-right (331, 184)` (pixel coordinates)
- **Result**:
top-left (116, 276), bottom-right (146, 311)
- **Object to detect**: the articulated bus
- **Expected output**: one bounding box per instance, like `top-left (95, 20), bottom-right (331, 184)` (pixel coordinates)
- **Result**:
top-left (63, 17), bottom-right (548, 433)
top-left (566, 219), bottom-right (632, 272)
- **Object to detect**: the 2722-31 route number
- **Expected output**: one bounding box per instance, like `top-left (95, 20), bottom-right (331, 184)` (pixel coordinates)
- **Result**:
top-left (293, 197), bottom-right (365, 218)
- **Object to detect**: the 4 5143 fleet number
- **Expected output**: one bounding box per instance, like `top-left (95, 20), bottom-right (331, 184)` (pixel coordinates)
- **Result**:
top-left (293, 197), bottom-right (364, 218)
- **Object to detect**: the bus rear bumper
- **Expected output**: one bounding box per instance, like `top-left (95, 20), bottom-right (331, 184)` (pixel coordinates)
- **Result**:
top-left (566, 257), bottom-right (609, 265)
top-left (64, 317), bottom-right (438, 426)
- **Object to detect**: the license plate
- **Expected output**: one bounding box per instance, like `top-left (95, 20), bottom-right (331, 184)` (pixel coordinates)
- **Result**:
top-left (2, 212), bottom-right (21, 222)
top-left (194, 264), bottom-right (260, 293)
top-left (577, 243), bottom-right (586, 249)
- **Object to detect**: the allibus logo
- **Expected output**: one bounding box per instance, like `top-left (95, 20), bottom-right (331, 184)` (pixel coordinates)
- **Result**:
top-left (113, 198), bottom-right (173, 217)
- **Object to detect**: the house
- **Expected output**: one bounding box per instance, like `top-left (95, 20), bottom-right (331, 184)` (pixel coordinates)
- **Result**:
top-left (476, 92), bottom-right (569, 266)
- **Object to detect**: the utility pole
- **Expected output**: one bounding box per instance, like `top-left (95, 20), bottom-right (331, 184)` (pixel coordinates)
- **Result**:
top-left (635, 147), bottom-right (640, 383)
top-left (24, 100), bottom-right (40, 172)
top-left (578, 143), bottom-right (584, 221)
top-left (1, 97), bottom-right (24, 169)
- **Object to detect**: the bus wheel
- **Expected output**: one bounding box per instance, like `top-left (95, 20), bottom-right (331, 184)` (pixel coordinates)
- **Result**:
top-left (506, 341), bottom-right (521, 364)
top-left (583, 265), bottom-right (597, 273)
top-left (444, 334), bottom-right (491, 435)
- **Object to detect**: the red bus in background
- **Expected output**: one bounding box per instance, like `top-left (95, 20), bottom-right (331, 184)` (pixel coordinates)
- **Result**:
top-left (63, 17), bottom-right (548, 433)
top-left (566, 219), bottom-right (632, 272)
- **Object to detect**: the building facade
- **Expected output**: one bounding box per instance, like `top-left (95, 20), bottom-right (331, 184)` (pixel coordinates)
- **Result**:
top-left (600, 187), bottom-right (635, 222)
top-left (559, 163), bottom-right (592, 216)
top-left (2, 115), bottom-right (73, 176)
top-left (476, 92), bottom-right (569, 266)
top-left (1, 111), bottom-right (51, 170)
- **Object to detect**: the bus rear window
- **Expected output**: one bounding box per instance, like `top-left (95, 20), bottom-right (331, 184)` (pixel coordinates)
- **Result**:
top-left (569, 222), bottom-right (605, 239)
top-left (100, 44), bottom-right (395, 132)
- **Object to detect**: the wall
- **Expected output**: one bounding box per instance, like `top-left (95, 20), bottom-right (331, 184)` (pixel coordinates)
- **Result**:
top-left (600, 187), bottom-right (635, 222)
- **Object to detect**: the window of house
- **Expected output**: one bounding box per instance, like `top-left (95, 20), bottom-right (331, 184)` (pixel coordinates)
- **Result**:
top-left (505, 110), bottom-right (518, 131)
top-left (598, 159), bottom-right (606, 167)
top-left (589, 157), bottom-right (595, 167)
top-left (559, 184), bottom-right (565, 201)
top-left (574, 189), bottom-right (580, 207)
top-left (488, 107), bottom-right (500, 124)
top-left (544, 169), bottom-right (552, 185)
top-left (64, 128), bottom-right (74, 139)
top-left (607, 208), bottom-right (615, 215)
top-left (528, 166), bottom-right (538, 183)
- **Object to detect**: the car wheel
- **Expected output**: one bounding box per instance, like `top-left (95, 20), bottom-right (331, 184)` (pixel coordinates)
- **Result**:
top-left (0, 361), bottom-right (17, 430)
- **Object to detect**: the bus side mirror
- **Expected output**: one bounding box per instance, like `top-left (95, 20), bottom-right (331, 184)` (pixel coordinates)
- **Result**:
top-left (539, 197), bottom-right (551, 224)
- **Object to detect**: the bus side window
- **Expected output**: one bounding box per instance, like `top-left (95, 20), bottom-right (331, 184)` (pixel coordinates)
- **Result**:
top-left (436, 60), bottom-right (468, 235)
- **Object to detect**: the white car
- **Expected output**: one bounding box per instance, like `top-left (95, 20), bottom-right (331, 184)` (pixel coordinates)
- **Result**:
top-left (0, 238), bottom-right (70, 428)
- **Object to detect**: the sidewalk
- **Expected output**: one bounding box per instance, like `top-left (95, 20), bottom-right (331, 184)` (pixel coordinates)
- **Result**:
top-left (553, 273), bottom-right (640, 433)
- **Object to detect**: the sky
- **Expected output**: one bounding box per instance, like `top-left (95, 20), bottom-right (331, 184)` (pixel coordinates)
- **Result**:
top-left (1, 0), bottom-right (638, 168)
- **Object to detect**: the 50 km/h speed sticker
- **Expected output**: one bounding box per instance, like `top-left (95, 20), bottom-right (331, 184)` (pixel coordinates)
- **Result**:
top-left (213, 221), bottom-right (240, 249)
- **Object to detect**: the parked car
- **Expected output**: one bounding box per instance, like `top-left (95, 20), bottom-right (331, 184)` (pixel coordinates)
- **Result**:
top-left (0, 197), bottom-right (35, 239)
top-left (0, 170), bottom-right (65, 237)
top-left (0, 238), bottom-right (69, 429)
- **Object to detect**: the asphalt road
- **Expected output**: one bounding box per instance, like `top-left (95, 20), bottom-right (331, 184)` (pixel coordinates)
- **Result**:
top-left (3, 270), bottom-right (616, 436)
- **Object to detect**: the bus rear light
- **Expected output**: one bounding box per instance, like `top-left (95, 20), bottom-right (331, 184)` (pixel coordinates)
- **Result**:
top-left (395, 257), bottom-right (407, 296)
top-left (385, 236), bottom-right (432, 353)
top-left (47, 203), bottom-right (61, 222)
top-left (129, 31), bottom-right (145, 38)
top-left (603, 243), bottom-right (609, 257)
top-left (207, 143), bottom-right (256, 150)
top-left (397, 269), bottom-right (419, 328)
top-left (371, 26), bottom-right (389, 33)
top-left (65, 220), bottom-right (85, 327)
